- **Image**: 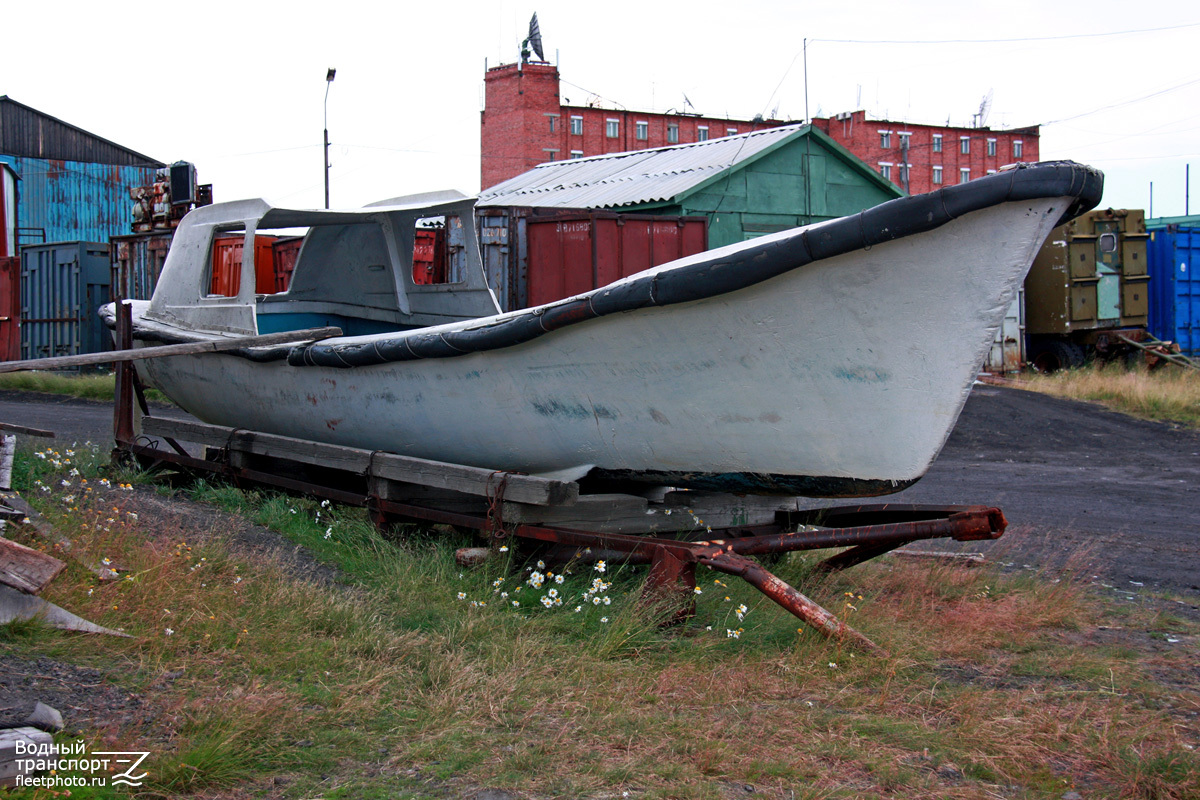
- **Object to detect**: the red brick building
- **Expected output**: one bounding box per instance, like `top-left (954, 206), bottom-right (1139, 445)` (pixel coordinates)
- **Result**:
top-left (480, 61), bottom-right (1040, 196)
top-left (810, 110), bottom-right (1040, 196)
top-left (481, 62), bottom-right (782, 189)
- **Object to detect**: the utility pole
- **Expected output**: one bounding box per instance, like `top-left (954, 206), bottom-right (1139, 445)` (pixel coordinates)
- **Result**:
top-left (324, 68), bottom-right (336, 209)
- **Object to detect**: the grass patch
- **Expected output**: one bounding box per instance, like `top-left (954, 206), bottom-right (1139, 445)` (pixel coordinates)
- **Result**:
top-left (1021, 362), bottom-right (1200, 426)
top-left (4, 455), bottom-right (1198, 799)
top-left (0, 370), bottom-right (171, 404)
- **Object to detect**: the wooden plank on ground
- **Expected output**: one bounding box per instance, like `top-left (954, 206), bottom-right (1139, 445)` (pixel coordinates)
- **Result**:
top-left (141, 417), bottom-right (579, 507)
top-left (0, 726), bottom-right (55, 788)
top-left (0, 326), bottom-right (342, 374)
top-left (0, 537), bottom-right (65, 594)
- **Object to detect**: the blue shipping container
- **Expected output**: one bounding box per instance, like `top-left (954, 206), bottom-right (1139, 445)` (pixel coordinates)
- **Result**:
top-left (1147, 223), bottom-right (1200, 355)
top-left (20, 241), bottom-right (112, 360)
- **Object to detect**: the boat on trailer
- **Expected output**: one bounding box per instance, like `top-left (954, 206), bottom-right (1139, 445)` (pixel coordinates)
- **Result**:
top-left (103, 161), bottom-right (1102, 497)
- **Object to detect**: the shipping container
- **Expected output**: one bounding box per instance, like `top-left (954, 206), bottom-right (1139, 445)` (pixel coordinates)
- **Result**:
top-left (271, 237), bottom-right (304, 293)
top-left (209, 235), bottom-right (277, 297)
top-left (110, 232), bottom-right (174, 301)
top-left (20, 241), bottom-right (111, 360)
top-left (1024, 208), bottom-right (1150, 370)
top-left (476, 207), bottom-right (708, 311)
top-left (982, 289), bottom-right (1024, 374)
top-left (1, 162), bottom-right (17, 258)
top-left (0, 256), bottom-right (19, 360)
top-left (1145, 219), bottom-right (1200, 355)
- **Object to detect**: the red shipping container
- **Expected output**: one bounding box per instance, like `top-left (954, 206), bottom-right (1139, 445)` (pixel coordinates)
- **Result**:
top-left (525, 213), bottom-right (707, 307)
top-left (0, 257), bottom-right (19, 361)
top-left (210, 235), bottom-right (277, 296)
top-left (271, 237), bottom-right (304, 293)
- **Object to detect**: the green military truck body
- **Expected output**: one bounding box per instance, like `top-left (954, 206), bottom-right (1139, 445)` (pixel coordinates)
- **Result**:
top-left (1024, 208), bottom-right (1150, 370)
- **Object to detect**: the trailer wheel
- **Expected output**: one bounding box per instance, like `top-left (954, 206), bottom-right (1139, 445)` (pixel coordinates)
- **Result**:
top-left (1030, 340), bottom-right (1085, 373)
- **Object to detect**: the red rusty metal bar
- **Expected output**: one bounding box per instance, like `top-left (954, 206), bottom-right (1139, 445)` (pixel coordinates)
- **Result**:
top-left (701, 551), bottom-right (888, 657)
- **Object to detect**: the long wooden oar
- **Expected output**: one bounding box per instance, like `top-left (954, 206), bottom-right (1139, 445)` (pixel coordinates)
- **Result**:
top-left (0, 326), bottom-right (342, 374)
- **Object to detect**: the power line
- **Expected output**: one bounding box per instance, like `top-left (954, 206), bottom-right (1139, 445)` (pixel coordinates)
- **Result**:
top-left (809, 21), bottom-right (1200, 46)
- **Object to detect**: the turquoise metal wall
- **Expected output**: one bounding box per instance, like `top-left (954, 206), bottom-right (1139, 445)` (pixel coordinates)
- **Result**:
top-left (0, 155), bottom-right (158, 246)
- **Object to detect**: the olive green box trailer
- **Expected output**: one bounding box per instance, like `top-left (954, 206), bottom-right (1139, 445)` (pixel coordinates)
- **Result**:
top-left (1024, 208), bottom-right (1150, 370)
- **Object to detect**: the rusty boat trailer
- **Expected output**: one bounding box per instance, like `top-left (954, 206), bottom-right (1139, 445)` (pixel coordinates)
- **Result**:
top-left (106, 306), bottom-right (1006, 656)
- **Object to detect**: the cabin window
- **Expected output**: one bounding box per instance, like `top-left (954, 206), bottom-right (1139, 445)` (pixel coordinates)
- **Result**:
top-left (987, 138), bottom-right (997, 156)
top-left (932, 134), bottom-right (943, 152)
top-left (1099, 233), bottom-right (1118, 253)
top-left (204, 228), bottom-right (286, 297)
top-left (932, 166), bottom-right (943, 184)
top-left (412, 215), bottom-right (465, 285)
top-left (667, 123), bottom-right (679, 143)
top-left (960, 136), bottom-right (970, 154)
top-left (1013, 140), bottom-right (1024, 158)
top-left (636, 121), bottom-right (649, 140)
top-left (570, 115), bottom-right (583, 135)
top-left (698, 126), bottom-right (709, 141)
top-left (606, 119), bottom-right (619, 138)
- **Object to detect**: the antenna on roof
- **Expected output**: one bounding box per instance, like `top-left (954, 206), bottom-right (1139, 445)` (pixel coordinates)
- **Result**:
top-left (521, 12), bottom-right (544, 63)
top-left (973, 89), bottom-right (993, 129)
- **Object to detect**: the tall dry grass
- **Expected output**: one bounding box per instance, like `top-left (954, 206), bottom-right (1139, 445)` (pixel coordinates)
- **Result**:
top-left (1022, 362), bottom-right (1200, 426)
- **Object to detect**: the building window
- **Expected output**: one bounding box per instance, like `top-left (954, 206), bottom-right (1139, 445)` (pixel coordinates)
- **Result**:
top-left (570, 115), bottom-right (583, 135)
top-left (667, 123), bottom-right (679, 143)
top-left (1013, 140), bottom-right (1024, 158)
top-left (570, 150), bottom-right (584, 159)
top-left (987, 169), bottom-right (997, 175)
top-left (933, 166), bottom-right (943, 184)
top-left (880, 131), bottom-right (891, 148)
top-left (932, 134), bottom-right (943, 153)
top-left (960, 168), bottom-right (971, 183)
top-left (987, 138), bottom-right (997, 156)
top-left (960, 136), bottom-right (970, 154)
top-left (899, 132), bottom-right (911, 149)
top-left (879, 163), bottom-right (892, 181)
top-left (636, 121), bottom-right (648, 141)
top-left (606, 119), bottom-right (619, 138)
top-left (698, 126), bottom-right (709, 141)
top-left (546, 114), bottom-right (558, 133)
top-left (898, 164), bottom-right (910, 185)
top-left (727, 127), bottom-right (738, 136)
top-left (544, 149), bottom-right (559, 162)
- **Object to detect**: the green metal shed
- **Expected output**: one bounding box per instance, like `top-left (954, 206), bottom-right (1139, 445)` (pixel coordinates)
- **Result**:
top-left (478, 124), bottom-right (903, 249)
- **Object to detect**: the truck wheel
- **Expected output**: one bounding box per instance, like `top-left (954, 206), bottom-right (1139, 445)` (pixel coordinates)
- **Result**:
top-left (1031, 340), bottom-right (1085, 373)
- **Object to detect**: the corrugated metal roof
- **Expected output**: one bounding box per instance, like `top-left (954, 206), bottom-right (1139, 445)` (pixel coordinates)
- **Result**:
top-left (478, 124), bottom-right (806, 209)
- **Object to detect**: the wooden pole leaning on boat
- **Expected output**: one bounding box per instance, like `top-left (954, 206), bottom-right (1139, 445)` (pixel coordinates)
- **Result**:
top-left (0, 327), bottom-right (343, 374)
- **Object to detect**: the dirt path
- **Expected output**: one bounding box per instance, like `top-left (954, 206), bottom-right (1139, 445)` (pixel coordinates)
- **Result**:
top-left (3, 385), bottom-right (1198, 599)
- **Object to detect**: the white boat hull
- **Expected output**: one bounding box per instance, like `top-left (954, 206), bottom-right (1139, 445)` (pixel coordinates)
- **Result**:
top-left (130, 196), bottom-right (1068, 495)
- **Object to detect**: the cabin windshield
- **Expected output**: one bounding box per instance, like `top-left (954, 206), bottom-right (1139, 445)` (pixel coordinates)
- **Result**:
top-left (251, 209), bottom-right (499, 336)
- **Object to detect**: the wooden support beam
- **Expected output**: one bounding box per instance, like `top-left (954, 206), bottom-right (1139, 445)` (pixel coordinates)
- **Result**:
top-left (0, 326), bottom-right (342, 373)
top-left (0, 423), bottom-right (55, 438)
top-left (0, 536), bottom-right (66, 594)
top-left (141, 416), bottom-right (579, 507)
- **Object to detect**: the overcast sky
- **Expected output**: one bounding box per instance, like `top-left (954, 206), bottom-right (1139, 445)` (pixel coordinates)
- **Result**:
top-left (4, 1), bottom-right (1198, 216)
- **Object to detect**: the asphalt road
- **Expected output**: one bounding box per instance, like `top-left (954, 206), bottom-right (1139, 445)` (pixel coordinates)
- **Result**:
top-left (2, 385), bottom-right (1197, 598)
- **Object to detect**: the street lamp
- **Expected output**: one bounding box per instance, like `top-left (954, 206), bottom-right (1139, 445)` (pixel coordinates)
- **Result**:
top-left (324, 67), bottom-right (336, 209)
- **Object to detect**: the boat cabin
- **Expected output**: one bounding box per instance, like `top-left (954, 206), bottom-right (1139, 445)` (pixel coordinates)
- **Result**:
top-left (145, 191), bottom-right (501, 337)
